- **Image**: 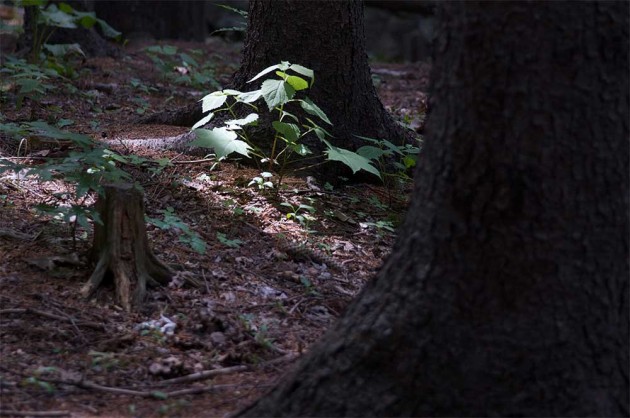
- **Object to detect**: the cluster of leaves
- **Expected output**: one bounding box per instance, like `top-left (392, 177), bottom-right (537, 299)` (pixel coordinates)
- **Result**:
top-left (145, 45), bottom-right (221, 91)
top-left (355, 135), bottom-right (421, 184)
top-left (1, 1), bottom-right (122, 117)
top-left (15, 0), bottom-right (121, 66)
top-left (146, 207), bottom-right (207, 254)
top-left (0, 57), bottom-right (58, 110)
top-left (0, 121), bottom-right (132, 230)
top-left (191, 61), bottom-right (380, 187)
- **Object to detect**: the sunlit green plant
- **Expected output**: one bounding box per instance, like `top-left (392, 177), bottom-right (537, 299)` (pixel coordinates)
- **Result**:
top-left (248, 171), bottom-right (274, 190)
top-left (355, 134), bottom-right (421, 184)
top-left (191, 61), bottom-right (380, 187)
top-left (0, 121), bottom-right (134, 242)
top-left (280, 201), bottom-right (316, 228)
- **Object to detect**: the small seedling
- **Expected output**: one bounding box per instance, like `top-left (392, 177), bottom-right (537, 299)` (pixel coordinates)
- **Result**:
top-left (300, 276), bottom-right (319, 296)
top-left (248, 172), bottom-right (274, 190)
top-left (280, 202), bottom-right (316, 228)
top-left (216, 231), bottom-right (243, 248)
top-left (146, 207), bottom-right (207, 254)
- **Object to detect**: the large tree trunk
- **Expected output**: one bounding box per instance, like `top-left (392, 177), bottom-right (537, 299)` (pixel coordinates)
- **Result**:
top-left (238, 2), bottom-right (629, 416)
top-left (234, 0), bottom-right (408, 152)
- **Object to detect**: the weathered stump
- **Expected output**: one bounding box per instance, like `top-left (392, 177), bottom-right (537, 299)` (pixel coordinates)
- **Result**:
top-left (81, 183), bottom-right (172, 311)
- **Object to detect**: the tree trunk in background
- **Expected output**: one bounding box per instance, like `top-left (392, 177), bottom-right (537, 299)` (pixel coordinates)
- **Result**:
top-left (151, 0), bottom-right (408, 160)
top-left (93, 1), bottom-right (206, 41)
top-left (230, 0), bottom-right (405, 153)
top-left (238, 2), bottom-right (629, 416)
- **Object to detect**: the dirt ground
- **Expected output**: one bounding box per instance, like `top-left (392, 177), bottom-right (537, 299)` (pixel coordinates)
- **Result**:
top-left (0, 35), bottom-right (430, 417)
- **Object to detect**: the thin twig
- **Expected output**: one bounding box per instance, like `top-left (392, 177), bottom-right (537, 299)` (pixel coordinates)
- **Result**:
top-left (171, 157), bottom-right (217, 164)
top-left (0, 410), bottom-right (70, 417)
top-left (0, 308), bottom-right (105, 331)
top-left (155, 365), bottom-right (248, 386)
top-left (0, 366), bottom-right (249, 399)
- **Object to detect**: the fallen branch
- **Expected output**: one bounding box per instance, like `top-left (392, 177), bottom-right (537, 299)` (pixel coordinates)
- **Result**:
top-left (155, 365), bottom-right (249, 386)
top-left (156, 353), bottom-right (299, 387)
top-left (0, 308), bottom-right (105, 331)
top-left (171, 157), bottom-right (217, 164)
top-left (0, 411), bottom-right (69, 417)
top-left (0, 365), bottom-right (240, 399)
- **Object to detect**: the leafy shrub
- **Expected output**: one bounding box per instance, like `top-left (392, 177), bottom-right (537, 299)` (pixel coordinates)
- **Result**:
top-left (190, 61), bottom-right (380, 186)
top-left (17, 0), bottom-right (121, 65)
top-left (0, 121), bottom-right (132, 234)
top-left (145, 45), bottom-right (221, 91)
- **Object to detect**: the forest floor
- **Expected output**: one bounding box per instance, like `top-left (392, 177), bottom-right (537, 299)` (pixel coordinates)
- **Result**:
top-left (0, 36), bottom-right (430, 417)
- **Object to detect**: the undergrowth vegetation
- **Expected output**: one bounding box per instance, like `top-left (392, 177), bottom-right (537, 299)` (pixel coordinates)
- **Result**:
top-left (191, 61), bottom-right (382, 187)
top-left (0, 2), bottom-right (411, 256)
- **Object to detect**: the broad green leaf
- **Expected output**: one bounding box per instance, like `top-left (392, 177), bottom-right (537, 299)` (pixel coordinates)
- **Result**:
top-left (380, 138), bottom-right (404, 155)
top-left (272, 121), bottom-right (300, 142)
top-left (260, 79), bottom-right (295, 110)
top-left (237, 89), bottom-right (262, 103)
top-left (200, 91), bottom-right (228, 112)
top-left (280, 110), bottom-right (299, 123)
top-left (275, 71), bottom-right (308, 91)
top-left (27, 121), bottom-right (93, 147)
top-left (160, 45), bottom-right (178, 55)
top-left (355, 135), bottom-right (403, 155)
top-left (76, 14), bottom-right (97, 29)
top-left (40, 5), bottom-right (77, 29)
top-left (222, 89), bottom-right (242, 95)
top-left (16, 78), bottom-right (44, 95)
top-left (191, 127), bottom-right (252, 159)
top-left (289, 142), bottom-right (311, 156)
top-left (286, 75), bottom-right (308, 91)
top-left (179, 52), bottom-right (198, 67)
top-left (324, 140), bottom-right (381, 179)
top-left (300, 98), bottom-right (331, 125)
top-left (191, 112), bottom-right (214, 130)
top-left (225, 113), bottom-right (259, 129)
top-left (289, 64), bottom-right (314, 83)
top-left (56, 118), bottom-right (74, 128)
top-left (95, 18), bottom-right (122, 40)
top-left (248, 64), bottom-right (281, 83)
top-left (43, 43), bottom-right (85, 58)
top-left (356, 145), bottom-right (387, 160)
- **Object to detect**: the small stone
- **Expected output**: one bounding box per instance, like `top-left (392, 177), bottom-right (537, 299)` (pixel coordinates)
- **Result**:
top-left (210, 332), bottom-right (226, 346)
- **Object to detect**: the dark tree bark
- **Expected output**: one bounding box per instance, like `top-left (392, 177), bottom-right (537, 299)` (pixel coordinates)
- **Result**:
top-left (238, 2), bottom-right (629, 416)
top-left (93, 1), bottom-right (206, 41)
top-left (81, 183), bottom-right (172, 312)
top-left (234, 0), bottom-right (407, 151)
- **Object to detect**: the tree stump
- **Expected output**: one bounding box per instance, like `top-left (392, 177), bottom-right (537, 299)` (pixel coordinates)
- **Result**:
top-left (81, 183), bottom-right (172, 311)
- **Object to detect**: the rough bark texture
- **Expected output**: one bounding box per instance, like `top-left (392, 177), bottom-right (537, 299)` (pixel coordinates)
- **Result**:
top-left (238, 2), bottom-right (629, 416)
top-left (93, 1), bottom-right (206, 41)
top-left (81, 183), bottom-right (172, 312)
top-left (231, 0), bottom-right (406, 152)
